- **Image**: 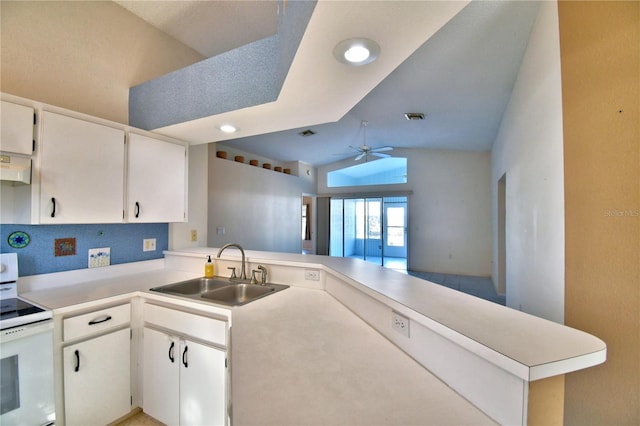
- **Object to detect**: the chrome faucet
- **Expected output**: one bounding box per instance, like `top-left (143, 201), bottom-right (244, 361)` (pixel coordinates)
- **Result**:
top-left (216, 243), bottom-right (247, 281)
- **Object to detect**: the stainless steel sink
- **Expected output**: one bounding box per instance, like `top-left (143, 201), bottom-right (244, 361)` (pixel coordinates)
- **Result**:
top-left (150, 277), bottom-right (288, 306)
top-left (152, 277), bottom-right (231, 295)
top-left (201, 283), bottom-right (275, 305)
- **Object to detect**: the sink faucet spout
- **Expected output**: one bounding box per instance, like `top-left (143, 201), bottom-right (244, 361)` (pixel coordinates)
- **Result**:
top-left (216, 243), bottom-right (247, 281)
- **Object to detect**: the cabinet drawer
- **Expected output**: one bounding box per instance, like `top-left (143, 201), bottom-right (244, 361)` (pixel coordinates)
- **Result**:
top-left (144, 304), bottom-right (227, 346)
top-left (64, 304), bottom-right (131, 341)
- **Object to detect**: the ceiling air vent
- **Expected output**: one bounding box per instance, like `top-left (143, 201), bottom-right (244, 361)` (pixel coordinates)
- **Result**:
top-left (404, 112), bottom-right (425, 120)
top-left (299, 129), bottom-right (316, 137)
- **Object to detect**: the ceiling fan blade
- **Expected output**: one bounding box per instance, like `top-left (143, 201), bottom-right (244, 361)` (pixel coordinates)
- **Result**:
top-left (348, 145), bottom-right (363, 153)
top-left (371, 146), bottom-right (393, 152)
top-left (355, 152), bottom-right (366, 161)
top-left (372, 152), bottom-right (391, 158)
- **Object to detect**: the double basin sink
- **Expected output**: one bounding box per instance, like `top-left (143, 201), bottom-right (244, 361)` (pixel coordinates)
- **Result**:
top-left (150, 276), bottom-right (289, 306)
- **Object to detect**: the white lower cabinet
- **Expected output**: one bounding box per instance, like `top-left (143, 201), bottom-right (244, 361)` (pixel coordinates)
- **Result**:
top-left (62, 327), bottom-right (131, 426)
top-left (178, 338), bottom-right (226, 426)
top-left (142, 327), bottom-right (180, 424)
top-left (143, 303), bottom-right (228, 426)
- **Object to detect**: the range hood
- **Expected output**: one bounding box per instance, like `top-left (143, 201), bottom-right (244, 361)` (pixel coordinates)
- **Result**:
top-left (0, 154), bottom-right (31, 184)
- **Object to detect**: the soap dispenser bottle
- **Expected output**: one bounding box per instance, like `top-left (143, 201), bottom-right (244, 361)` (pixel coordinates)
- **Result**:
top-left (204, 255), bottom-right (214, 278)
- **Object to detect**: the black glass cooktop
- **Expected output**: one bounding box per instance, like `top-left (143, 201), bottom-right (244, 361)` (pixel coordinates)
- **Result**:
top-left (0, 298), bottom-right (45, 320)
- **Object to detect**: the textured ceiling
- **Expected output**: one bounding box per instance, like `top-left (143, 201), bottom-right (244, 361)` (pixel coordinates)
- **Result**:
top-left (119, 1), bottom-right (540, 167)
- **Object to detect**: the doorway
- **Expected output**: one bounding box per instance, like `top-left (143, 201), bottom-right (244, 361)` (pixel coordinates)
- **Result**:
top-left (329, 196), bottom-right (408, 270)
top-left (497, 174), bottom-right (506, 295)
top-left (301, 195), bottom-right (315, 254)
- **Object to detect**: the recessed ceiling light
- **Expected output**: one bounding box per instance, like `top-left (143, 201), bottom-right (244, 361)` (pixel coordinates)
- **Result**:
top-left (333, 38), bottom-right (380, 66)
top-left (404, 113), bottom-right (425, 120)
top-left (219, 124), bottom-right (238, 133)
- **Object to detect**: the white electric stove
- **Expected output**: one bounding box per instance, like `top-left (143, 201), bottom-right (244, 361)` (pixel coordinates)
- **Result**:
top-left (0, 253), bottom-right (55, 425)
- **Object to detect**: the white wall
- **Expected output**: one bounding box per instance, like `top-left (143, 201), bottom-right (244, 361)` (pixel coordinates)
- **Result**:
top-left (318, 148), bottom-right (492, 276)
top-left (491, 2), bottom-right (565, 323)
top-left (0, 1), bottom-right (203, 125)
top-left (207, 145), bottom-right (309, 253)
top-left (169, 144), bottom-right (208, 250)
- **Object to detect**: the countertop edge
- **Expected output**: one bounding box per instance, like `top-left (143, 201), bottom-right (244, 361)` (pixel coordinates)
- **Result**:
top-left (21, 249), bottom-right (607, 382)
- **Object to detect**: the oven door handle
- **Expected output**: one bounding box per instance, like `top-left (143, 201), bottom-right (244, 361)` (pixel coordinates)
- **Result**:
top-left (88, 315), bottom-right (112, 326)
top-left (74, 350), bottom-right (80, 372)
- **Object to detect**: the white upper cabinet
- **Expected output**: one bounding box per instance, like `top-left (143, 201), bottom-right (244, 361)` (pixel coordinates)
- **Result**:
top-left (1, 100), bottom-right (34, 155)
top-left (39, 111), bottom-right (125, 223)
top-left (127, 133), bottom-right (186, 223)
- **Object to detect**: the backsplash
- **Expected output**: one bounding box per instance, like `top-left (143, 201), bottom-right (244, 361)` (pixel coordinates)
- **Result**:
top-left (0, 223), bottom-right (168, 276)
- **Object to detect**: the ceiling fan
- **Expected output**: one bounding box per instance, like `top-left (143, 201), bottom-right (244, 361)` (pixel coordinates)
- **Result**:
top-left (349, 120), bottom-right (393, 161)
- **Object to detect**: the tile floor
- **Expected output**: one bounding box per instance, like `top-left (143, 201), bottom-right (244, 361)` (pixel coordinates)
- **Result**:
top-left (347, 255), bottom-right (505, 305)
top-left (408, 270), bottom-right (506, 305)
top-left (115, 411), bottom-right (163, 426)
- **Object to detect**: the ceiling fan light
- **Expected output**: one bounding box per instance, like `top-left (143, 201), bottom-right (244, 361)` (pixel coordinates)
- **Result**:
top-left (333, 38), bottom-right (380, 66)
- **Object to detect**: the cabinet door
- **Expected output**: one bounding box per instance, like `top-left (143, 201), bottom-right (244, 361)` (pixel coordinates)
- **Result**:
top-left (180, 339), bottom-right (227, 426)
top-left (1, 100), bottom-right (33, 155)
top-left (63, 328), bottom-right (131, 426)
top-left (142, 327), bottom-right (180, 426)
top-left (127, 133), bottom-right (186, 223)
top-left (39, 111), bottom-right (125, 223)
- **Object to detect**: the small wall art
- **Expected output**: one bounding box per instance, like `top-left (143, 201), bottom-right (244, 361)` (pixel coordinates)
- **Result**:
top-left (54, 238), bottom-right (76, 256)
top-left (8, 231), bottom-right (30, 249)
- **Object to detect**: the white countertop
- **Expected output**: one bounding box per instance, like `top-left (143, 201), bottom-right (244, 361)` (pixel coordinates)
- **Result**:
top-left (20, 263), bottom-right (200, 311)
top-left (20, 248), bottom-right (606, 382)
top-left (164, 248), bottom-right (607, 382)
top-left (17, 248), bottom-right (607, 425)
top-left (232, 286), bottom-right (496, 425)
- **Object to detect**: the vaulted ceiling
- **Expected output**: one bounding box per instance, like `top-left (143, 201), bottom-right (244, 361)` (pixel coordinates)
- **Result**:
top-left (118, 1), bottom-right (540, 166)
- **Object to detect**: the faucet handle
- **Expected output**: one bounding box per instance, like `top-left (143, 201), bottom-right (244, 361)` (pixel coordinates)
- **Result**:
top-left (257, 265), bottom-right (267, 284)
top-left (250, 269), bottom-right (260, 284)
top-left (227, 267), bottom-right (237, 279)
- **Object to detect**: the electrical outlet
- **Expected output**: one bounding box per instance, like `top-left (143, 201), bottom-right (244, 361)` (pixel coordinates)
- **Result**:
top-left (190, 230), bottom-right (198, 241)
top-left (143, 238), bottom-right (156, 252)
top-left (304, 269), bottom-right (320, 281)
top-left (392, 311), bottom-right (410, 338)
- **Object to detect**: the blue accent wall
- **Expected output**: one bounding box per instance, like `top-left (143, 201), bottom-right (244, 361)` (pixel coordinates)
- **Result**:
top-left (0, 223), bottom-right (168, 276)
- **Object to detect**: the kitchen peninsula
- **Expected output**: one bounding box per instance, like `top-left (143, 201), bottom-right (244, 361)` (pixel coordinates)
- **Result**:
top-left (19, 247), bottom-right (606, 425)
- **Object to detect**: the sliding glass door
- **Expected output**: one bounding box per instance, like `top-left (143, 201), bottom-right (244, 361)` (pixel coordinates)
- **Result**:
top-left (330, 196), bottom-right (407, 270)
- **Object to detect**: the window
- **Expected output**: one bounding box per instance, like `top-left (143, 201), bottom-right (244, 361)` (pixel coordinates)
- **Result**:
top-left (327, 157), bottom-right (407, 187)
top-left (386, 206), bottom-right (405, 247)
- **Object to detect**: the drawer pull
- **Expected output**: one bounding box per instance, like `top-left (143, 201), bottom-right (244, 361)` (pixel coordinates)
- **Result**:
top-left (51, 197), bottom-right (56, 218)
top-left (182, 345), bottom-right (188, 368)
top-left (135, 202), bottom-right (140, 218)
top-left (74, 350), bottom-right (80, 372)
top-left (88, 315), bottom-right (112, 325)
top-left (169, 341), bottom-right (175, 363)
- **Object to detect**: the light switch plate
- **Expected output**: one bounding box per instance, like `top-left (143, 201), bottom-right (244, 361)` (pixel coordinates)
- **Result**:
top-left (88, 247), bottom-right (110, 268)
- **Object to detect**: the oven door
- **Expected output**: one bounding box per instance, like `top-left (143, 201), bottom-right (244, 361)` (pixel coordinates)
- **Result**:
top-left (1, 320), bottom-right (55, 425)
